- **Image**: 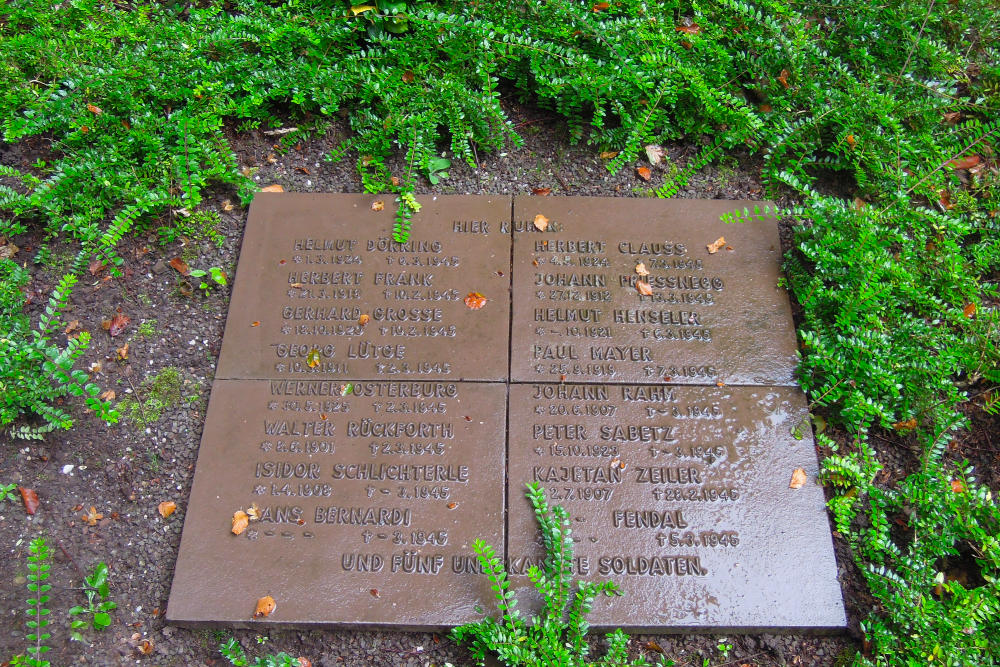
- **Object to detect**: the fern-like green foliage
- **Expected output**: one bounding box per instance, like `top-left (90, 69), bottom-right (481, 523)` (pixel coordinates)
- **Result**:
top-left (452, 483), bottom-right (645, 667)
top-left (11, 537), bottom-right (53, 667)
top-left (218, 636), bottom-right (298, 667)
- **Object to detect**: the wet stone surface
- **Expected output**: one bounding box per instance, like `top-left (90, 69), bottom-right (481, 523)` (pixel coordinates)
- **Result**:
top-left (506, 383), bottom-right (845, 631)
top-left (511, 196), bottom-right (798, 385)
top-left (169, 193), bottom-right (844, 632)
top-left (167, 379), bottom-right (506, 627)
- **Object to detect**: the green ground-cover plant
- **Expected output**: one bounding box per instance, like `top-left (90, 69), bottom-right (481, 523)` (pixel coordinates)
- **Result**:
top-left (1, 0), bottom-right (999, 662)
top-left (452, 482), bottom-right (648, 666)
top-left (219, 636), bottom-right (299, 667)
top-left (69, 562), bottom-right (117, 640)
top-left (8, 536), bottom-right (52, 667)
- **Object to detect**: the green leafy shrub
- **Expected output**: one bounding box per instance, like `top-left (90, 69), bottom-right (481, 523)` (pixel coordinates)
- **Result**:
top-left (452, 482), bottom-right (647, 666)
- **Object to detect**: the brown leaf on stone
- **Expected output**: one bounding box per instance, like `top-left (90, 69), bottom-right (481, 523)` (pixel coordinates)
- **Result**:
top-left (306, 348), bottom-right (321, 368)
top-left (82, 506), bottom-right (103, 526)
top-left (19, 487), bottom-right (40, 515)
top-left (260, 184), bottom-right (285, 193)
top-left (232, 510), bottom-right (249, 535)
top-left (371, 200), bottom-right (384, 211)
top-left (532, 187), bottom-right (552, 196)
top-left (109, 312), bottom-right (130, 337)
top-left (247, 504), bottom-right (261, 521)
top-left (963, 303), bottom-right (976, 318)
top-left (706, 236), bottom-right (726, 254)
top-left (158, 501), bottom-right (176, 518)
top-left (635, 262), bottom-right (650, 276)
top-left (447, 502), bottom-right (458, 510)
top-left (533, 214), bottom-right (549, 231)
top-left (251, 321), bottom-right (260, 327)
top-left (168, 257), bottom-right (190, 275)
top-left (947, 155), bottom-right (981, 170)
top-left (636, 166), bottom-right (652, 181)
top-left (464, 292), bottom-right (488, 310)
top-left (253, 595), bottom-right (276, 619)
top-left (86, 103), bottom-right (102, 115)
top-left (359, 313), bottom-right (370, 326)
top-left (100, 389), bottom-right (116, 401)
top-left (370, 588), bottom-right (380, 598)
top-left (635, 280), bottom-right (653, 296)
top-left (789, 468), bottom-right (807, 489)
top-left (116, 342), bottom-right (129, 361)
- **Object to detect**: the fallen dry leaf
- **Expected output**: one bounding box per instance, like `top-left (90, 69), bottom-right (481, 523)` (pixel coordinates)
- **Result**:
top-left (893, 417), bottom-right (918, 432)
top-left (758, 103), bottom-right (773, 113)
top-left (0, 237), bottom-right (19, 260)
top-left (675, 23), bottom-right (701, 35)
top-left (592, 1), bottom-right (610, 11)
top-left (137, 639), bottom-right (154, 655)
top-left (963, 303), bottom-right (977, 318)
top-left (88, 259), bottom-right (106, 275)
top-left (845, 134), bottom-right (857, 149)
top-left (533, 214), bottom-right (549, 231)
top-left (370, 588), bottom-right (380, 598)
top-left (635, 262), bottom-right (650, 276)
top-left (222, 199), bottom-right (234, 212)
top-left (777, 68), bottom-right (790, 88)
top-left (942, 111), bottom-right (962, 125)
top-left (247, 504), bottom-right (261, 521)
top-left (950, 479), bottom-right (964, 493)
top-left (232, 510), bottom-right (249, 535)
top-left (464, 292), bottom-right (488, 310)
top-left (89, 361), bottom-right (103, 374)
top-left (789, 468), bottom-right (807, 489)
top-left (82, 506), bottom-right (103, 526)
top-left (297, 659), bottom-right (312, 667)
top-left (64, 320), bottom-right (81, 335)
top-left (86, 103), bottom-right (102, 115)
top-left (108, 312), bottom-right (130, 337)
top-left (391, 176), bottom-right (400, 187)
top-left (635, 280), bottom-right (653, 296)
top-left (947, 155), bottom-right (981, 170)
top-left (644, 144), bottom-right (665, 166)
top-left (938, 190), bottom-right (954, 211)
top-left (168, 257), bottom-right (190, 275)
top-left (100, 389), bottom-right (116, 401)
top-left (644, 640), bottom-right (664, 654)
top-left (158, 501), bottom-right (177, 518)
top-left (371, 200), bottom-right (384, 211)
top-left (306, 348), bottom-right (321, 368)
top-left (359, 314), bottom-right (370, 326)
top-left (251, 321), bottom-right (260, 327)
top-left (636, 166), bottom-right (652, 181)
top-left (532, 187), bottom-right (552, 196)
top-left (19, 487), bottom-right (40, 515)
top-left (402, 69), bottom-right (415, 83)
top-left (116, 342), bottom-right (129, 361)
top-left (266, 153), bottom-right (277, 164)
top-left (253, 595), bottom-right (276, 619)
top-left (599, 151), bottom-right (619, 159)
top-left (447, 502), bottom-right (458, 510)
top-left (260, 184), bottom-right (285, 193)
top-left (706, 236), bottom-right (726, 254)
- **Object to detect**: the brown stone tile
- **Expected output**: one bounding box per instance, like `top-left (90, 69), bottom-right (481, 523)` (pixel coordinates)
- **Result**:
top-left (167, 379), bottom-right (506, 628)
top-left (217, 193), bottom-right (512, 382)
top-left (506, 383), bottom-right (845, 631)
top-left (511, 197), bottom-right (797, 385)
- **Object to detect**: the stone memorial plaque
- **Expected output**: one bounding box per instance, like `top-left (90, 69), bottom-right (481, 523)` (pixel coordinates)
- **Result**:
top-left (506, 382), bottom-right (845, 631)
top-left (167, 379), bottom-right (506, 627)
top-left (511, 196), bottom-right (797, 385)
top-left (216, 193), bottom-right (511, 382)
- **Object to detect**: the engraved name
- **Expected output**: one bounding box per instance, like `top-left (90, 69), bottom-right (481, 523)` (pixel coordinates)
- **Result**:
top-left (532, 465), bottom-right (622, 484)
top-left (599, 425), bottom-right (677, 442)
top-left (346, 419), bottom-right (454, 439)
top-left (534, 273), bottom-right (606, 287)
top-left (617, 242), bottom-right (687, 255)
top-left (533, 240), bottom-right (606, 253)
top-left (315, 506), bottom-right (412, 526)
top-left (619, 275), bottom-right (724, 290)
top-left (611, 509), bottom-right (687, 529)
top-left (531, 384), bottom-right (608, 400)
top-left (533, 308), bottom-right (602, 322)
top-left (331, 463), bottom-right (469, 482)
top-left (598, 555), bottom-right (705, 576)
top-left (613, 310), bottom-right (701, 325)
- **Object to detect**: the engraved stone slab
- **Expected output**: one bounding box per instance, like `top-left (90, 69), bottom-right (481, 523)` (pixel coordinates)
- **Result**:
top-left (506, 383), bottom-right (845, 631)
top-left (217, 193), bottom-right (511, 382)
top-left (511, 197), bottom-right (797, 385)
top-left (167, 380), bottom-right (506, 628)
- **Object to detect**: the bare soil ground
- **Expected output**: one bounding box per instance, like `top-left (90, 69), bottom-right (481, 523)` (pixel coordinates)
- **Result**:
top-left (2, 100), bottom-right (996, 666)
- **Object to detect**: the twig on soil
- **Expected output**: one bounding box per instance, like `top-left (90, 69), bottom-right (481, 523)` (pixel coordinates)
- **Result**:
top-left (57, 540), bottom-right (87, 582)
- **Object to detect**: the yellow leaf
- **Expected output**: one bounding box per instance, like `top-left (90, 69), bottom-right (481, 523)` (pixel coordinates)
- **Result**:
top-left (789, 468), bottom-right (807, 489)
top-left (533, 214), bottom-right (549, 231)
top-left (599, 151), bottom-right (619, 159)
top-left (260, 184), bottom-right (285, 193)
top-left (707, 236), bottom-right (726, 254)
top-left (464, 292), bottom-right (488, 310)
top-left (247, 503), bottom-right (261, 521)
top-left (371, 200), bottom-right (384, 211)
top-left (306, 348), bottom-right (321, 368)
top-left (359, 313), bottom-right (371, 326)
top-left (350, 4), bottom-right (376, 15)
top-left (232, 510), bottom-right (249, 535)
top-left (253, 595), bottom-right (276, 618)
top-left (158, 501), bottom-right (177, 518)
top-left (636, 280), bottom-right (653, 296)
top-left (635, 262), bottom-right (650, 276)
